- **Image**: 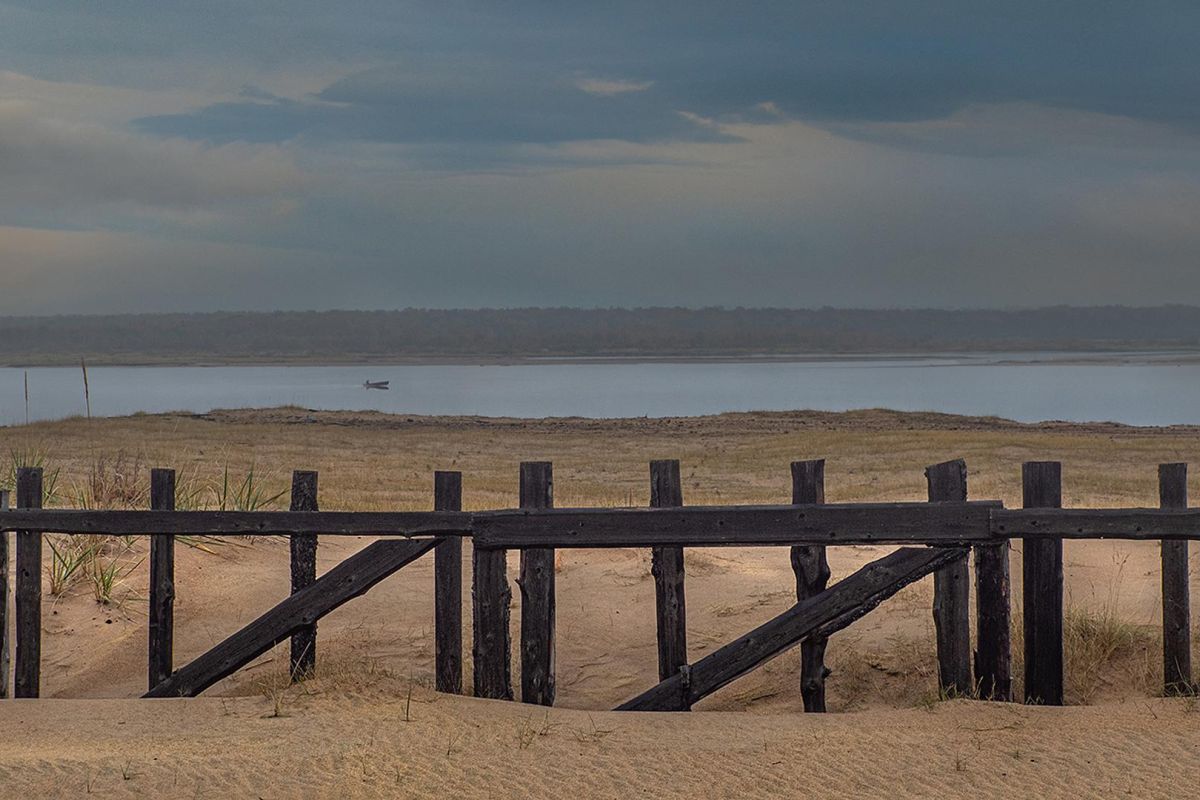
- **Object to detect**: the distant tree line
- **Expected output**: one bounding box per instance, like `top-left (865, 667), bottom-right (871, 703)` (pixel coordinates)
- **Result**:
top-left (0, 306), bottom-right (1198, 365)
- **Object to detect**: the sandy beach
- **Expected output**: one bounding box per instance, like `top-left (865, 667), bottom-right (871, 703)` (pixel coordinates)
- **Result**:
top-left (1, 408), bottom-right (1198, 796)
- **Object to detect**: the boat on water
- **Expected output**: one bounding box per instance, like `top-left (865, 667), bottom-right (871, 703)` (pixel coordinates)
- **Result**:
top-left (363, 380), bottom-right (390, 390)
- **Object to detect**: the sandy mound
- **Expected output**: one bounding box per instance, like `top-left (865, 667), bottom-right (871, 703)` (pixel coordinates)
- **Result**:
top-left (1, 690), bottom-right (1197, 799)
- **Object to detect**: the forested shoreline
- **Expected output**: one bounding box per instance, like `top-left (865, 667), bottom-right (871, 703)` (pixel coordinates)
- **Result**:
top-left (1, 306), bottom-right (1198, 365)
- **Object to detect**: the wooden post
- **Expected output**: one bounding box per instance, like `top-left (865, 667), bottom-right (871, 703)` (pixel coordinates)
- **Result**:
top-left (434, 471), bottom-right (464, 695)
top-left (651, 460), bottom-right (688, 692)
top-left (1022, 461), bottom-right (1063, 705)
top-left (473, 489), bottom-right (513, 700)
top-left (289, 471), bottom-right (318, 681)
top-left (927, 460), bottom-right (972, 697)
top-left (974, 517), bottom-right (1012, 701)
top-left (1160, 463), bottom-right (1192, 695)
top-left (518, 462), bottom-right (555, 705)
top-left (790, 459), bottom-right (831, 712)
top-left (14, 467), bottom-right (42, 698)
top-left (0, 489), bottom-right (9, 699)
top-left (148, 468), bottom-right (176, 691)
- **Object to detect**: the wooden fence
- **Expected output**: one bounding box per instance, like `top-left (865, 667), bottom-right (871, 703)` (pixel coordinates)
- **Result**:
top-left (0, 459), bottom-right (1195, 707)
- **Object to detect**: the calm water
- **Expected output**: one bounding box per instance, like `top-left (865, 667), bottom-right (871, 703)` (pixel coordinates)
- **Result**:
top-left (1, 355), bottom-right (1197, 427)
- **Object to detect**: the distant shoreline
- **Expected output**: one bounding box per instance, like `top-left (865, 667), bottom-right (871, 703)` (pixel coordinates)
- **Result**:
top-left (4, 349), bottom-right (1200, 368)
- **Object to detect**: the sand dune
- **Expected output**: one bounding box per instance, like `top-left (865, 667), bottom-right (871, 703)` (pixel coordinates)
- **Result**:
top-left (1, 690), bottom-right (1197, 799)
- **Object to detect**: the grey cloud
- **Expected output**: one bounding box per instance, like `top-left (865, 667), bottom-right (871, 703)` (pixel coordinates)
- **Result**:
top-left (0, 103), bottom-right (304, 219)
top-left (112, 2), bottom-right (1200, 154)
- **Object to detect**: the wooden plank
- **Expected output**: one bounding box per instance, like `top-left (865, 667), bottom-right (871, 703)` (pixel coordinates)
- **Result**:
top-left (289, 471), bottom-right (319, 681)
top-left (148, 469), bottom-right (176, 691)
top-left (14, 468), bottom-right (42, 698)
top-left (474, 502), bottom-right (997, 549)
top-left (0, 509), bottom-right (472, 536)
top-left (0, 489), bottom-right (9, 699)
top-left (519, 462), bottom-right (555, 706)
top-left (1022, 461), bottom-right (1064, 706)
top-left (1159, 463), bottom-right (1192, 696)
top-left (146, 538), bottom-right (436, 697)
top-left (434, 471), bottom-right (464, 695)
top-left (992, 508), bottom-right (1200, 539)
top-left (790, 459), bottom-right (830, 713)
top-left (927, 460), bottom-right (972, 696)
top-left (617, 547), bottom-right (967, 712)
top-left (651, 460), bottom-right (688, 689)
top-left (12, 504), bottom-right (1200, 542)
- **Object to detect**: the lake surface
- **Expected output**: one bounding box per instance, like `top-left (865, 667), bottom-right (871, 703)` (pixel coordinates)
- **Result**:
top-left (1, 354), bottom-right (1197, 427)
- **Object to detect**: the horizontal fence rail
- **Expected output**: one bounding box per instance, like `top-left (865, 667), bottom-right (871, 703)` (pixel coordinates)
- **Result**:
top-left (8, 505), bottom-right (1200, 544)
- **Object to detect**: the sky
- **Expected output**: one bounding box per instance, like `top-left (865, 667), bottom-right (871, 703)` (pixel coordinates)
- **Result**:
top-left (2, 2), bottom-right (1200, 313)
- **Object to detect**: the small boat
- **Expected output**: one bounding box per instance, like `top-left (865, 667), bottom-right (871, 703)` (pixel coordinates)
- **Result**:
top-left (363, 380), bottom-right (390, 390)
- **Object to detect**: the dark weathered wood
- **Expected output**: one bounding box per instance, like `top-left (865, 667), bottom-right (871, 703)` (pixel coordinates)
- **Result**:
top-left (617, 547), bottom-right (967, 711)
top-left (650, 460), bottom-right (688, 690)
top-left (519, 462), bottom-right (555, 706)
top-left (0, 509), bottom-right (472, 536)
top-left (1022, 461), bottom-right (1064, 706)
top-left (973, 533), bottom-right (1012, 702)
top-left (474, 502), bottom-right (997, 549)
top-left (13, 504), bottom-right (1200, 541)
top-left (148, 469), bottom-right (176, 691)
top-left (0, 489), bottom-right (9, 699)
top-left (790, 459), bottom-right (830, 713)
top-left (473, 547), bottom-right (512, 699)
top-left (289, 471), bottom-right (319, 681)
top-left (927, 459), bottom-right (972, 696)
top-left (991, 508), bottom-right (1200, 539)
top-left (14, 468), bottom-right (42, 699)
top-left (146, 538), bottom-right (436, 697)
top-left (434, 471), bottom-right (464, 695)
top-left (1159, 463), bottom-right (1192, 696)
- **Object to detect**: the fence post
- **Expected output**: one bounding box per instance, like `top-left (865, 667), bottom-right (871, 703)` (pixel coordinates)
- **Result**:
top-left (651, 460), bottom-right (688, 694)
top-left (289, 470), bottom-right (318, 681)
top-left (0, 489), bottom-right (9, 699)
top-left (1022, 461), bottom-right (1064, 705)
top-left (927, 460), bottom-right (972, 697)
top-left (519, 462), bottom-right (555, 706)
top-left (974, 502), bottom-right (1012, 702)
top-left (148, 468), bottom-right (176, 691)
top-left (473, 493), bottom-right (513, 700)
top-left (434, 471), bottom-right (464, 695)
top-left (1160, 463), bottom-right (1192, 696)
top-left (790, 459), bottom-right (830, 712)
top-left (14, 467), bottom-right (42, 698)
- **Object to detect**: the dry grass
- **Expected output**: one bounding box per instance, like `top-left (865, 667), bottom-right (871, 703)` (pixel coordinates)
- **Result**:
top-left (3, 407), bottom-right (1199, 513)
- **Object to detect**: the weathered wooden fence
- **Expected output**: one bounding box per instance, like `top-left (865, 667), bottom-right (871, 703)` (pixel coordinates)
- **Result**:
top-left (0, 459), bottom-right (1195, 708)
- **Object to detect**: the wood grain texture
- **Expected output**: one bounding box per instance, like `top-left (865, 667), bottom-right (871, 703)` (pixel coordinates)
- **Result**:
top-left (650, 460), bottom-right (688, 689)
top-left (14, 468), bottom-right (42, 698)
top-left (1159, 463), bottom-right (1192, 695)
top-left (519, 462), bottom-right (555, 706)
top-left (434, 471), bottom-right (464, 695)
top-left (1022, 462), bottom-right (1064, 706)
top-left (289, 471), bottom-right (319, 681)
top-left (790, 459), bottom-right (830, 713)
top-left (927, 460), bottom-right (972, 697)
top-left (148, 469), bottom-right (176, 691)
top-left (0, 509), bottom-right (471, 536)
top-left (474, 502), bottom-right (997, 549)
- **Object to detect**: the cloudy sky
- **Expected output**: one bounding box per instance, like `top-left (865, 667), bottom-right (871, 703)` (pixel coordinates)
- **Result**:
top-left (2, 2), bottom-right (1200, 313)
